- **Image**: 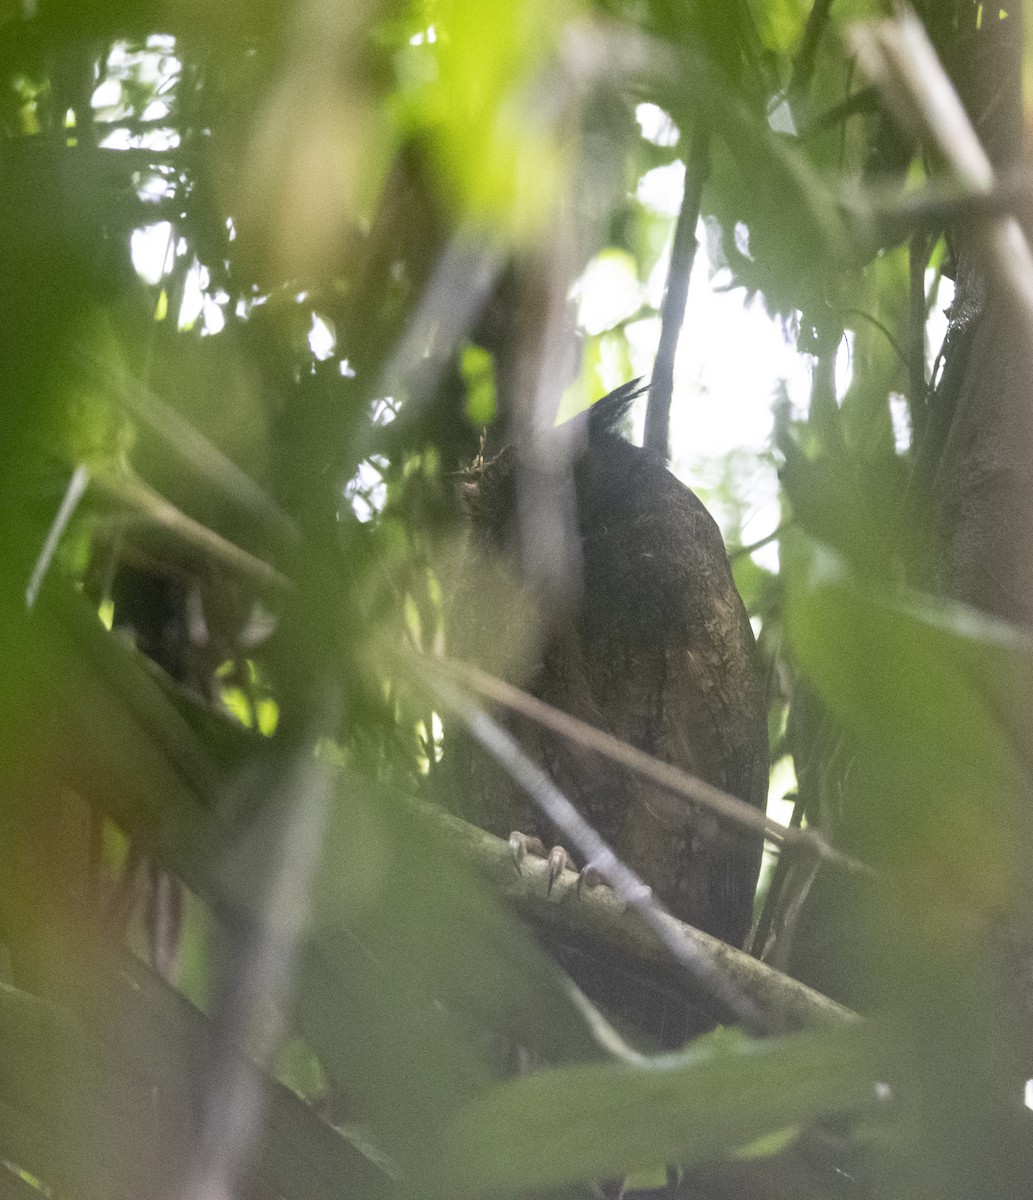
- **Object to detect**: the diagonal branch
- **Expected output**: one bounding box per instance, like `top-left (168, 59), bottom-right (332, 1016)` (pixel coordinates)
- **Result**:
top-left (428, 654), bottom-right (872, 880)
top-left (75, 348), bottom-right (299, 555)
top-left (91, 468), bottom-right (292, 595)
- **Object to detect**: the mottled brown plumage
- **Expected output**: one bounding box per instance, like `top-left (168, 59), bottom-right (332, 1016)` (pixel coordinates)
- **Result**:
top-left (447, 384), bottom-right (768, 1035)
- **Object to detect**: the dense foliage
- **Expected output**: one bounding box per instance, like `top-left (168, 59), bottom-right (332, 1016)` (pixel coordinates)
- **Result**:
top-left (2, 2), bottom-right (1032, 1198)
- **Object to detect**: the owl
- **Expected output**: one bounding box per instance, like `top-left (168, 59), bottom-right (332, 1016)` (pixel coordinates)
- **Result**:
top-left (447, 383), bottom-right (768, 1041)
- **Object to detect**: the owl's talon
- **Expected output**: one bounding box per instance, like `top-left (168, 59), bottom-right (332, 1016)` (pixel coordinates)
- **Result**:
top-left (509, 831), bottom-right (547, 873)
top-left (546, 845), bottom-right (576, 893)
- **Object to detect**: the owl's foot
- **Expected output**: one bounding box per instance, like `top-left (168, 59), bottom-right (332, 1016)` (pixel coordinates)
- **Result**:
top-left (576, 862), bottom-right (605, 894)
top-left (577, 858), bottom-right (653, 907)
top-left (508, 831), bottom-right (547, 870)
top-left (546, 844), bottom-right (577, 892)
top-left (508, 832), bottom-right (576, 893)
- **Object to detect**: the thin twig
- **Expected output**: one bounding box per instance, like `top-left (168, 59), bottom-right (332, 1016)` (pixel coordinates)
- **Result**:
top-left (749, 795), bottom-right (805, 960)
top-left (908, 230), bottom-right (931, 442)
top-left (430, 655), bottom-right (872, 880)
top-left (92, 469), bottom-right (293, 595)
top-left (26, 463), bottom-right (91, 609)
top-left (644, 123), bottom-right (711, 461)
top-left (76, 347), bottom-right (299, 554)
top-left (801, 86), bottom-right (880, 139)
top-left (421, 667), bottom-right (772, 1035)
top-left (836, 307), bottom-right (908, 365)
top-left (841, 169), bottom-right (1033, 248)
top-left (729, 522), bottom-right (789, 561)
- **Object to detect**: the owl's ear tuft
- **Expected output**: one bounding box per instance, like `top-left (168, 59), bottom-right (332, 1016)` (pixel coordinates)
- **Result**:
top-left (587, 379), bottom-right (648, 440)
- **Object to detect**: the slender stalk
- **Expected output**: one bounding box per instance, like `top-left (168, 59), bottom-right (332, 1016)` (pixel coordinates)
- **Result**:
top-left (644, 124), bottom-right (711, 461)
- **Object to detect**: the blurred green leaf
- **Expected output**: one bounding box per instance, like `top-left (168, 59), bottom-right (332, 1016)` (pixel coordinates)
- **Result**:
top-left (753, 0), bottom-right (809, 56)
top-left (0, 965), bottom-right (387, 1200)
top-left (424, 1020), bottom-right (879, 1196)
top-left (836, 247), bottom-right (909, 458)
top-left (460, 342), bottom-right (497, 426)
top-left (730, 547), bottom-right (774, 614)
top-left (784, 539), bottom-right (1032, 908)
top-left (0, 588), bottom-right (607, 1173)
top-left (704, 124), bottom-right (849, 316)
top-left (408, 0), bottom-right (582, 237)
top-left (582, 330), bottom-right (635, 402)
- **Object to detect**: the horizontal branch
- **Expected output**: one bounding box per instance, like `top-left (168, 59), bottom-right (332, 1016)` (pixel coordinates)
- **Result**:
top-left (429, 804), bottom-right (856, 1036)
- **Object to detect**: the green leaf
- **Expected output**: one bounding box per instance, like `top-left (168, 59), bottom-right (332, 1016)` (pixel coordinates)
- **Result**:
top-left (784, 540), bottom-right (1032, 906)
top-left (0, 967), bottom-right (387, 1200)
top-left (409, 0), bottom-right (583, 237)
top-left (0, 589), bottom-right (606, 1170)
top-left (460, 343), bottom-right (497, 426)
top-left (424, 1021), bottom-right (879, 1196)
top-left (753, 0), bottom-right (810, 56)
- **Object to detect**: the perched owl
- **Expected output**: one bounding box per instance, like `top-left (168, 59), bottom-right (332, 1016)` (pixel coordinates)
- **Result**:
top-left (447, 383), bottom-right (768, 1041)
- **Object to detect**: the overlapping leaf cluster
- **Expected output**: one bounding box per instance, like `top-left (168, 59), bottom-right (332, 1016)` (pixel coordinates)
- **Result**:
top-left (1, 2), bottom-right (1032, 1198)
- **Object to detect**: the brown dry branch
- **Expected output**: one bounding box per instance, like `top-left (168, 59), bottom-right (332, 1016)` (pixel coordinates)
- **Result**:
top-left (429, 654), bottom-right (871, 879)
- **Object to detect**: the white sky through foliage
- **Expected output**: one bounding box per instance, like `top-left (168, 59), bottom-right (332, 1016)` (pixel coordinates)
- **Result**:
top-left (129, 174), bottom-right (810, 572)
top-left (127, 89), bottom-right (954, 586)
